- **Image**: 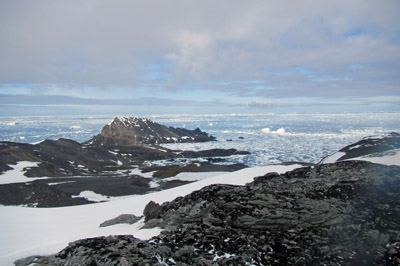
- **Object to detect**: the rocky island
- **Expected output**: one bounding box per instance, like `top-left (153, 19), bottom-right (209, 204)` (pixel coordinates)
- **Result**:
top-left (88, 116), bottom-right (216, 146)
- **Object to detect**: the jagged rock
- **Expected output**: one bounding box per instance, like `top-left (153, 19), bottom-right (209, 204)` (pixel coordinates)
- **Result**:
top-left (87, 116), bottom-right (216, 146)
top-left (29, 161), bottom-right (400, 265)
top-left (99, 214), bottom-right (142, 228)
top-left (143, 201), bottom-right (162, 222)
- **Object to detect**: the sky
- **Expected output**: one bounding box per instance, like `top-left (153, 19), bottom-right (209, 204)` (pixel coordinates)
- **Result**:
top-left (0, 0), bottom-right (399, 115)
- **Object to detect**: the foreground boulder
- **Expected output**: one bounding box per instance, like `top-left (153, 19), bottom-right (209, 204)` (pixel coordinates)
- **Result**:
top-left (26, 161), bottom-right (400, 265)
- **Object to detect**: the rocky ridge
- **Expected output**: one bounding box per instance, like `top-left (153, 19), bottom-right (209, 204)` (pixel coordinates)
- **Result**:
top-left (25, 160), bottom-right (400, 266)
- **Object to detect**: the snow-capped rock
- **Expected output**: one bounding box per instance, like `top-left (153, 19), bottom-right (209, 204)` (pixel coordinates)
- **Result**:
top-left (320, 132), bottom-right (400, 166)
top-left (88, 116), bottom-right (216, 146)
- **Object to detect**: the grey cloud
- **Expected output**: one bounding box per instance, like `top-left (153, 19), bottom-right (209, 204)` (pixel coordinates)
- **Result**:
top-left (0, 0), bottom-right (399, 100)
top-left (0, 94), bottom-right (238, 108)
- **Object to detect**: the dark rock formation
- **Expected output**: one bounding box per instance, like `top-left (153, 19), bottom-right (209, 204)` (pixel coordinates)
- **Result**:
top-left (0, 182), bottom-right (93, 207)
top-left (140, 162), bottom-right (247, 178)
top-left (99, 214), bottom-right (142, 228)
top-left (87, 117), bottom-right (216, 146)
top-left (143, 201), bottom-right (162, 222)
top-left (27, 161), bottom-right (400, 265)
top-left (180, 148), bottom-right (249, 158)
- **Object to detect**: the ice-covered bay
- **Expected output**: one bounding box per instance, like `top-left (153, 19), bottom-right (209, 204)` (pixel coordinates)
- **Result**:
top-left (1, 113), bottom-right (399, 166)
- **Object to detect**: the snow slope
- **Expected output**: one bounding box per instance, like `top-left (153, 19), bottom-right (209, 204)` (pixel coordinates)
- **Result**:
top-left (320, 132), bottom-right (400, 166)
top-left (321, 147), bottom-right (400, 166)
top-left (346, 148), bottom-right (400, 166)
top-left (0, 164), bottom-right (301, 265)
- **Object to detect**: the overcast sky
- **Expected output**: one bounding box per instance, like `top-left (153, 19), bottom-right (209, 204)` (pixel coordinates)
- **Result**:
top-left (0, 0), bottom-right (399, 115)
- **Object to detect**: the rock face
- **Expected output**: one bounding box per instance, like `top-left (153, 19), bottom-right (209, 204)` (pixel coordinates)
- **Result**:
top-left (30, 161), bottom-right (400, 265)
top-left (88, 117), bottom-right (216, 146)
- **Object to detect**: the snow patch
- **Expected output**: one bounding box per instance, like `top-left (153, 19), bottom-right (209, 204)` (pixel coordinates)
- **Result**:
top-left (148, 180), bottom-right (160, 188)
top-left (48, 181), bottom-right (76, 186)
top-left (129, 168), bottom-right (155, 178)
top-left (72, 191), bottom-right (111, 202)
top-left (108, 150), bottom-right (119, 155)
top-left (164, 172), bottom-right (225, 182)
top-left (320, 152), bottom-right (346, 164)
top-left (0, 161), bottom-right (43, 185)
top-left (31, 140), bottom-right (45, 145)
top-left (347, 148), bottom-right (400, 166)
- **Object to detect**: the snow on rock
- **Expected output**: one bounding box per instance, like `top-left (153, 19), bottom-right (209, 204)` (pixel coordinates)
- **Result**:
top-left (320, 152), bottom-right (346, 164)
top-left (320, 132), bottom-right (400, 166)
top-left (0, 164), bottom-right (301, 265)
top-left (72, 191), bottom-right (112, 202)
top-left (348, 148), bottom-right (400, 166)
top-left (0, 161), bottom-right (42, 185)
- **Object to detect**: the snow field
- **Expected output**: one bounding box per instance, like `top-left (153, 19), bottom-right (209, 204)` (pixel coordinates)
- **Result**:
top-left (0, 161), bottom-right (41, 185)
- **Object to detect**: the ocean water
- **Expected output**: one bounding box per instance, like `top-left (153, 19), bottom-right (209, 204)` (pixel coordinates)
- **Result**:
top-left (1, 113), bottom-right (399, 166)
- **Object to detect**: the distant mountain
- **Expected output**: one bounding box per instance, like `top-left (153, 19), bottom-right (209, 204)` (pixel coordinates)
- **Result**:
top-left (320, 132), bottom-right (400, 165)
top-left (87, 117), bottom-right (216, 146)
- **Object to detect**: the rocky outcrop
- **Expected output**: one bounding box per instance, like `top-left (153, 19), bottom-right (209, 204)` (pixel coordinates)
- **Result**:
top-left (28, 161), bottom-right (400, 265)
top-left (140, 162), bottom-right (247, 178)
top-left (87, 117), bottom-right (216, 146)
top-left (321, 132), bottom-right (400, 163)
top-left (99, 214), bottom-right (142, 228)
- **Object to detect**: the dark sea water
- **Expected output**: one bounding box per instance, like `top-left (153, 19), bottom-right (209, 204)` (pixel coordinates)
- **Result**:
top-left (1, 113), bottom-right (399, 166)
